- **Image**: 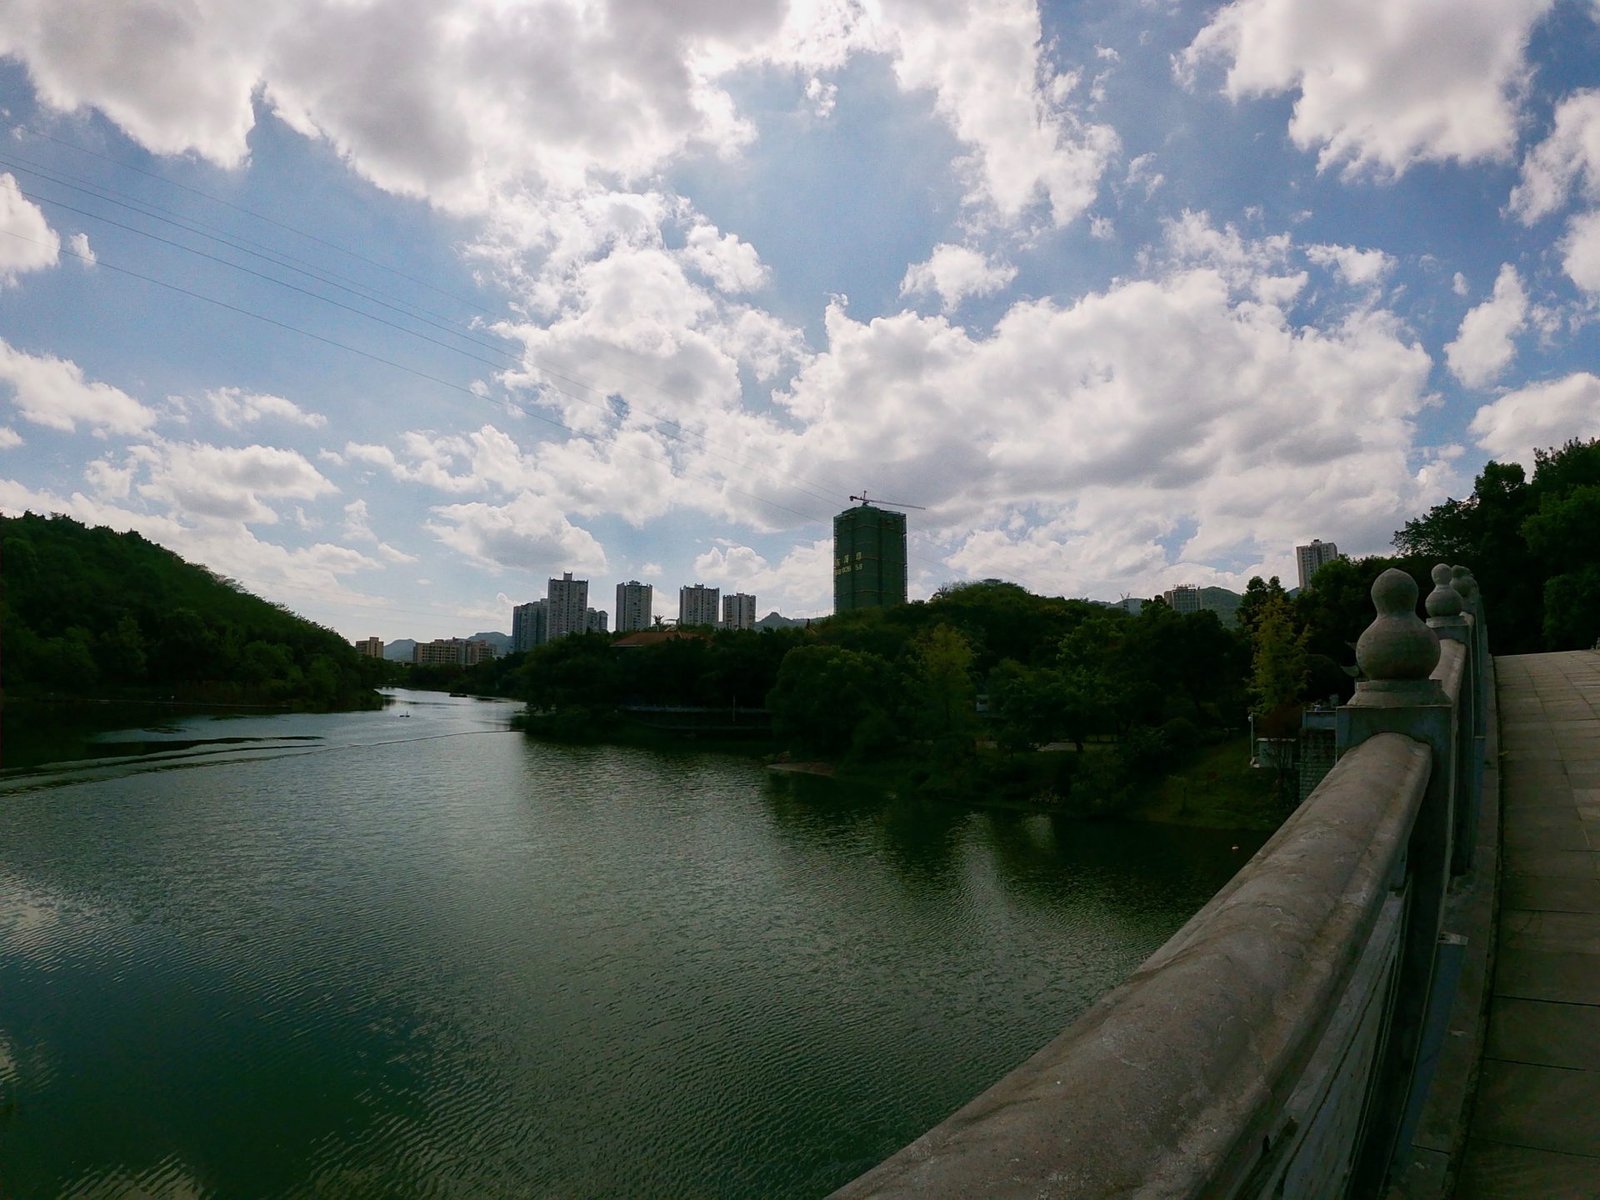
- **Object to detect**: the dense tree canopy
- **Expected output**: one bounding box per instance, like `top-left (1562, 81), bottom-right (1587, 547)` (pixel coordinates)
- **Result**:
top-left (1394, 438), bottom-right (1600, 652)
top-left (1, 512), bottom-right (389, 706)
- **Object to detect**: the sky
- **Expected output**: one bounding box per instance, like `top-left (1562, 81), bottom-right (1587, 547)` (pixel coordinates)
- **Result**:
top-left (3, 0), bottom-right (1600, 642)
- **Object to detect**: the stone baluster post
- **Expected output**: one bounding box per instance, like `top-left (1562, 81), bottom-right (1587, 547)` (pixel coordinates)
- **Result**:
top-left (1336, 568), bottom-right (1457, 1190)
top-left (1429, 565), bottom-right (1478, 872)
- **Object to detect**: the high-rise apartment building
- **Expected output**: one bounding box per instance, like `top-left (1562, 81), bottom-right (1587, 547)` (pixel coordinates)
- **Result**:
top-left (1295, 540), bottom-right (1341, 591)
top-left (512, 599), bottom-right (547, 652)
top-left (586, 608), bottom-right (609, 634)
top-left (679, 584), bottom-right (720, 627)
top-left (547, 572), bottom-right (589, 641)
top-left (722, 592), bottom-right (756, 630)
top-left (414, 638), bottom-right (496, 666)
top-left (1163, 584), bottom-right (1203, 614)
top-left (615, 581), bottom-right (653, 632)
top-left (354, 636), bottom-right (385, 658)
top-left (833, 503), bottom-right (908, 614)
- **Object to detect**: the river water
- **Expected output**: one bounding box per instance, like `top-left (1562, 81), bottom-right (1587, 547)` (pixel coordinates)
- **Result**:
top-left (0, 690), bottom-right (1261, 1198)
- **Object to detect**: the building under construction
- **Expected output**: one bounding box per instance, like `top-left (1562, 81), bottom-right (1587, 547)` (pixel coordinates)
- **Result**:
top-left (833, 501), bottom-right (908, 614)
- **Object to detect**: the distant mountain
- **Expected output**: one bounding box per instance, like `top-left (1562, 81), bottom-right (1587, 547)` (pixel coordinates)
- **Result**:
top-left (1199, 587), bottom-right (1243, 627)
top-left (756, 611), bottom-right (809, 629)
top-left (467, 631), bottom-right (512, 654)
top-left (1, 511), bottom-right (382, 706)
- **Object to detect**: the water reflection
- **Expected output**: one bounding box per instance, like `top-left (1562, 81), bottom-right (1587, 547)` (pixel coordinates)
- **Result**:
top-left (0, 698), bottom-right (1262, 1198)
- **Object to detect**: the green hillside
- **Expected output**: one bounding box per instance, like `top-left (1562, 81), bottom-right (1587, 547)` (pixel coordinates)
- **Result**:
top-left (1, 512), bottom-right (388, 707)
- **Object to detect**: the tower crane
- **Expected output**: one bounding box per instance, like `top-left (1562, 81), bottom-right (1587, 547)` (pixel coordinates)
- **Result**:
top-left (849, 491), bottom-right (926, 510)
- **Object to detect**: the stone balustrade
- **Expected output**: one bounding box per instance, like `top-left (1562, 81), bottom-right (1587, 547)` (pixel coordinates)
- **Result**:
top-left (832, 564), bottom-right (1490, 1199)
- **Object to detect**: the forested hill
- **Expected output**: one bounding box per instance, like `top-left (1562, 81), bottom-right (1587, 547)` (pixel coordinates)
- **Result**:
top-left (1, 512), bottom-right (387, 707)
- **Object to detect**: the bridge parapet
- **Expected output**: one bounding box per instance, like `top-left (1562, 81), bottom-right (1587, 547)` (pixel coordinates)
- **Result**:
top-left (833, 564), bottom-right (1488, 1199)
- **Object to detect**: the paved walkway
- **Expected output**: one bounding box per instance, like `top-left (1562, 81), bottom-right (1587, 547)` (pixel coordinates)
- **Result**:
top-left (1457, 651), bottom-right (1600, 1198)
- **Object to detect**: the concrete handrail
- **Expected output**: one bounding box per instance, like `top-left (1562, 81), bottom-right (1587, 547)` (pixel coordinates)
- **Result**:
top-left (832, 733), bottom-right (1433, 1199)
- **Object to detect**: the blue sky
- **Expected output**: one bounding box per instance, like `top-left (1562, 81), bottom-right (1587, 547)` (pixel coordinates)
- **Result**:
top-left (3, 0), bottom-right (1600, 641)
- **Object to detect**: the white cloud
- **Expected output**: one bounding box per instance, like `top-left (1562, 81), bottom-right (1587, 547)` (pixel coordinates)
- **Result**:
top-left (0, 338), bottom-right (156, 434)
top-left (1445, 264), bottom-right (1527, 387)
top-left (900, 244), bottom-right (1018, 312)
top-left (692, 538), bottom-right (834, 616)
top-left (342, 497), bottom-right (420, 565)
top-left (424, 491), bottom-right (607, 576)
top-left (131, 440), bottom-right (338, 524)
top-left (753, 248), bottom-right (1445, 598)
top-left (67, 231), bottom-right (94, 265)
top-left (679, 223), bottom-right (769, 294)
top-left (803, 75), bottom-right (837, 119)
top-left (0, 426), bottom-right (21, 449)
top-left (1452, 272), bottom-right (1469, 297)
top-left (1469, 373), bottom-right (1600, 468)
top-left (2, 0), bottom-right (1113, 232)
top-left (875, 0), bottom-right (1118, 226)
top-left (1559, 208), bottom-right (1600, 292)
top-left (207, 386), bottom-right (328, 429)
top-left (1181, 0), bottom-right (1556, 176)
top-left (1509, 89), bottom-right (1600, 223)
top-left (0, 172), bottom-right (60, 283)
top-left (1305, 243), bottom-right (1394, 288)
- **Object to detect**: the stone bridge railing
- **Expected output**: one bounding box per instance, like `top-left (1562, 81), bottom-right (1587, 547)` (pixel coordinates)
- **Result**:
top-left (833, 565), bottom-right (1491, 1200)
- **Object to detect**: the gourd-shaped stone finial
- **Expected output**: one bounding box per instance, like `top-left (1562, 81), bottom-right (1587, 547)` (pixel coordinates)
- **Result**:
top-left (1356, 568), bottom-right (1440, 681)
top-left (1451, 565), bottom-right (1478, 605)
top-left (1426, 562), bottom-right (1463, 620)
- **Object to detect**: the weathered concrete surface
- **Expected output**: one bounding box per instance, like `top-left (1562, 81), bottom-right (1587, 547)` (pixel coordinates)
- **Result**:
top-left (1456, 651), bottom-right (1600, 1199)
top-left (831, 734), bottom-right (1432, 1200)
top-left (1392, 655), bottom-right (1501, 1198)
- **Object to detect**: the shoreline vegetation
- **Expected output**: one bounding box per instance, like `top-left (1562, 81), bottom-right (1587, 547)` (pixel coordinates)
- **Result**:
top-left (515, 704), bottom-right (1281, 831)
top-left (11, 437), bottom-right (1599, 822)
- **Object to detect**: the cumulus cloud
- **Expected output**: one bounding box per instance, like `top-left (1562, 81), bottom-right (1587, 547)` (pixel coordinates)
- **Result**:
top-left (900, 244), bottom-right (1018, 312)
top-left (0, 426), bottom-right (22, 449)
top-left (1181, 0), bottom-right (1556, 176)
top-left (1509, 89), bottom-right (1600, 223)
top-left (1445, 264), bottom-right (1528, 387)
top-left (425, 491), bottom-right (607, 576)
top-left (1469, 372), bottom-right (1600, 468)
top-left (207, 387), bottom-right (328, 429)
top-left (0, 338), bottom-right (156, 434)
top-left (342, 498), bottom-right (420, 565)
top-left (0, 172), bottom-right (60, 283)
top-left (1559, 209), bottom-right (1600, 292)
top-left (1305, 243), bottom-right (1395, 288)
top-left (2, 0), bottom-right (1114, 232)
top-left (691, 538), bottom-right (834, 616)
top-left (1510, 90), bottom-right (1600, 292)
top-left (874, 0), bottom-right (1118, 226)
top-left (129, 440), bottom-right (338, 524)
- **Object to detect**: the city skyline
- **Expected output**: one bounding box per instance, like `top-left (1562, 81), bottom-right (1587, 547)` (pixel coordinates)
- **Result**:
top-left (4, 2), bottom-right (1600, 641)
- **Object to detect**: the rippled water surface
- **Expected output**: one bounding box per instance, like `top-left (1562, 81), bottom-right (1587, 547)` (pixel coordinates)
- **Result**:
top-left (0, 690), bottom-right (1263, 1198)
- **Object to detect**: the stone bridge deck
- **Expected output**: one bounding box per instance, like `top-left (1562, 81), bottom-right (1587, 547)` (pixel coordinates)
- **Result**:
top-left (1457, 651), bottom-right (1600, 1198)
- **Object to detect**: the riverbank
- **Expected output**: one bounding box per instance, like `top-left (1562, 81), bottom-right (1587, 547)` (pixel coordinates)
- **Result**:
top-left (515, 704), bottom-right (1280, 832)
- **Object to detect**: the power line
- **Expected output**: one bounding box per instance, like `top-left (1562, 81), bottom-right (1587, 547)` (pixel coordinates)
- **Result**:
top-left (9, 163), bottom-right (852, 512)
top-left (1, 225), bottom-right (838, 531)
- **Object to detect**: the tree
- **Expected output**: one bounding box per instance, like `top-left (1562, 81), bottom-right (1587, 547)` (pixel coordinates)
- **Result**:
top-left (766, 644), bottom-right (897, 759)
top-left (910, 624), bottom-right (977, 761)
top-left (1236, 576), bottom-right (1288, 641)
top-left (1249, 595), bottom-right (1310, 715)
